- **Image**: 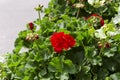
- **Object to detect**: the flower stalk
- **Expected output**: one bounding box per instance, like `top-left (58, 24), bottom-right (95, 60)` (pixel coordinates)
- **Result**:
top-left (35, 4), bottom-right (43, 21)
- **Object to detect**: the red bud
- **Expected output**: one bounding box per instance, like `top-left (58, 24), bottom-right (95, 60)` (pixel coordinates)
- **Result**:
top-left (105, 42), bottom-right (110, 48)
top-left (29, 22), bottom-right (34, 30)
top-left (35, 34), bottom-right (39, 39)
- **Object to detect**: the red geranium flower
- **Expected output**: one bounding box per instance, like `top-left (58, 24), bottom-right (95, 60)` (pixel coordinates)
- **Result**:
top-left (87, 14), bottom-right (104, 26)
top-left (28, 22), bottom-right (34, 30)
top-left (50, 32), bottom-right (76, 53)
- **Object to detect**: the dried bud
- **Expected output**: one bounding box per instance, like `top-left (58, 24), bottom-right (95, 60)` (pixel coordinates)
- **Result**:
top-left (105, 42), bottom-right (110, 48)
top-left (35, 34), bottom-right (39, 39)
top-left (32, 33), bottom-right (39, 41)
top-left (98, 42), bottom-right (103, 48)
top-left (26, 33), bottom-right (34, 41)
top-left (73, 3), bottom-right (84, 8)
top-left (26, 36), bottom-right (30, 41)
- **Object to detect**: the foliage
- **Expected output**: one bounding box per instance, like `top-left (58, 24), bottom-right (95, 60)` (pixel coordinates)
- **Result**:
top-left (1, 0), bottom-right (120, 80)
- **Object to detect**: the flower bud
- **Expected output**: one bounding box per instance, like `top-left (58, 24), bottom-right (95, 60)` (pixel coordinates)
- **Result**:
top-left (26, 33), bottom-right (34, 41)
top-left (32, 33), bottom-right (39, 41)
top-left (73, 3), bottom-right (84, 8)
top-left (98, 42), bottom-right (103, 48)
top-left (28, 22), bottom-right (34, 30)
top-left (105, 42), bottom-right (110, 48)
top-left (35, 34), bottom-right (39, 39)
top-left (34, 4), bottom-right (43, 11)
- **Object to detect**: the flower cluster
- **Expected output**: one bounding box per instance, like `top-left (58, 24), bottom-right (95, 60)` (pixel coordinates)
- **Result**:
top-left (87, 14), bottom-right (104, 27)
top-left (50, 32), bottom-right (76, 53)
top-left (26, 33), bottom-right (39, 41)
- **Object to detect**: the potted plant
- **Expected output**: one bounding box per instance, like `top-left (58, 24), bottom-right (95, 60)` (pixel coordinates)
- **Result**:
top-left (1, 0), bottom-right (120, 80)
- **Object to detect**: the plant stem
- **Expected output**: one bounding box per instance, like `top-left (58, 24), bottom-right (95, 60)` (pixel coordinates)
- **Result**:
top-left (38, 11), bottom-right (41, 21)
top-left (99, 47), bottom-right (104, 57)
top-left (76, 8), bottom-right (80, 18)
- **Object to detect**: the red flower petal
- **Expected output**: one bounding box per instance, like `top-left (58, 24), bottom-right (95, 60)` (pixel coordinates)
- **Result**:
top-left (91, 14), bottom-right (99, 17)
top-left (64, 34), bottom-right (76, 47)
top-left (50, 32), bottom-right (76, 53)
top-left (54, 47), bottom-right (63, 53)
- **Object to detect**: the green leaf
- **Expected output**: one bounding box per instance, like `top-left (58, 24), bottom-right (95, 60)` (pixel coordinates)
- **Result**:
top-left (110, 73), bottom-right (120, 80)
top-left (113, 53), bottom-right (120, 64)
top-left (48, 57), bottom-right (63, 72)
top-left (118, 44), bottom-right (120, 53)
top-left (61, 14), bottom-right (70, 20)
top-left (104, 51), bottom-right (114, 58)
top-left (63, 59), bottom-right (76, 74)
top-left (66, 51), bottom-right (84, 65)
top-left (103, 59), bottom-right (117, 72)
top-left (39, 68), bottom-right (47, 76)
top-left (75, 71), bottom-right (92, 80)
top-left (23, 76), bottom-right (29, 80)
top-left (105, 77), bottom-right (112, 80)
top-left (103, 47), bottom-right (117, 58)
top-left (88, 27), bottom-right (95, 37)
top-left (112, 34), bottom-right (120, 41)
top-left (18, 30), bottom-right (27, 38)
top-left (113, 15), bottom-right (120, 24)
top-left (60, 73), bottom-right (69, 80)
top-left (14, 38), bottom-right (23, 53)
top-left (82, 66), bottom-right (91, 74)
top-left (76, 32), bottom-right (84, 41)
top-left (97, 68), bottom-right (109, 80)
top-left (71, 0), bottom-right (75, 3)
top-left (92, 56), bottom-right (102, 66)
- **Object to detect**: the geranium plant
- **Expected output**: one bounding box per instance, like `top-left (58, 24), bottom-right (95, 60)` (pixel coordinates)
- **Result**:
top-left (1, 0), bottom-right (120, 80)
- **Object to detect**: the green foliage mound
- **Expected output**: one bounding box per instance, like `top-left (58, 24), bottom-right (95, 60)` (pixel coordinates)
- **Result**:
top-left (1, 0), bottom-right (120, 80)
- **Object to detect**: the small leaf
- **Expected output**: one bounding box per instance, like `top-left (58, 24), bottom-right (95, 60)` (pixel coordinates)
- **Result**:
top-left (82, 66), bottom-right (91, 74)
top-left (104, 51), bottom-right (114, 58)
top-left (60, 73), bottom-right (69, 80)
top-left (39, 68), bottom-right (47, 76)
top-left (88, 28), bottom-right (95, 37)
top-left (92, 56), bottom-right (102, 66)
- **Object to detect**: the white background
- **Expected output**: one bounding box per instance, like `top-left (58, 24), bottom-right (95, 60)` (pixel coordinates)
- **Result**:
top-left (0, 0), bottom-right (50, 55)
